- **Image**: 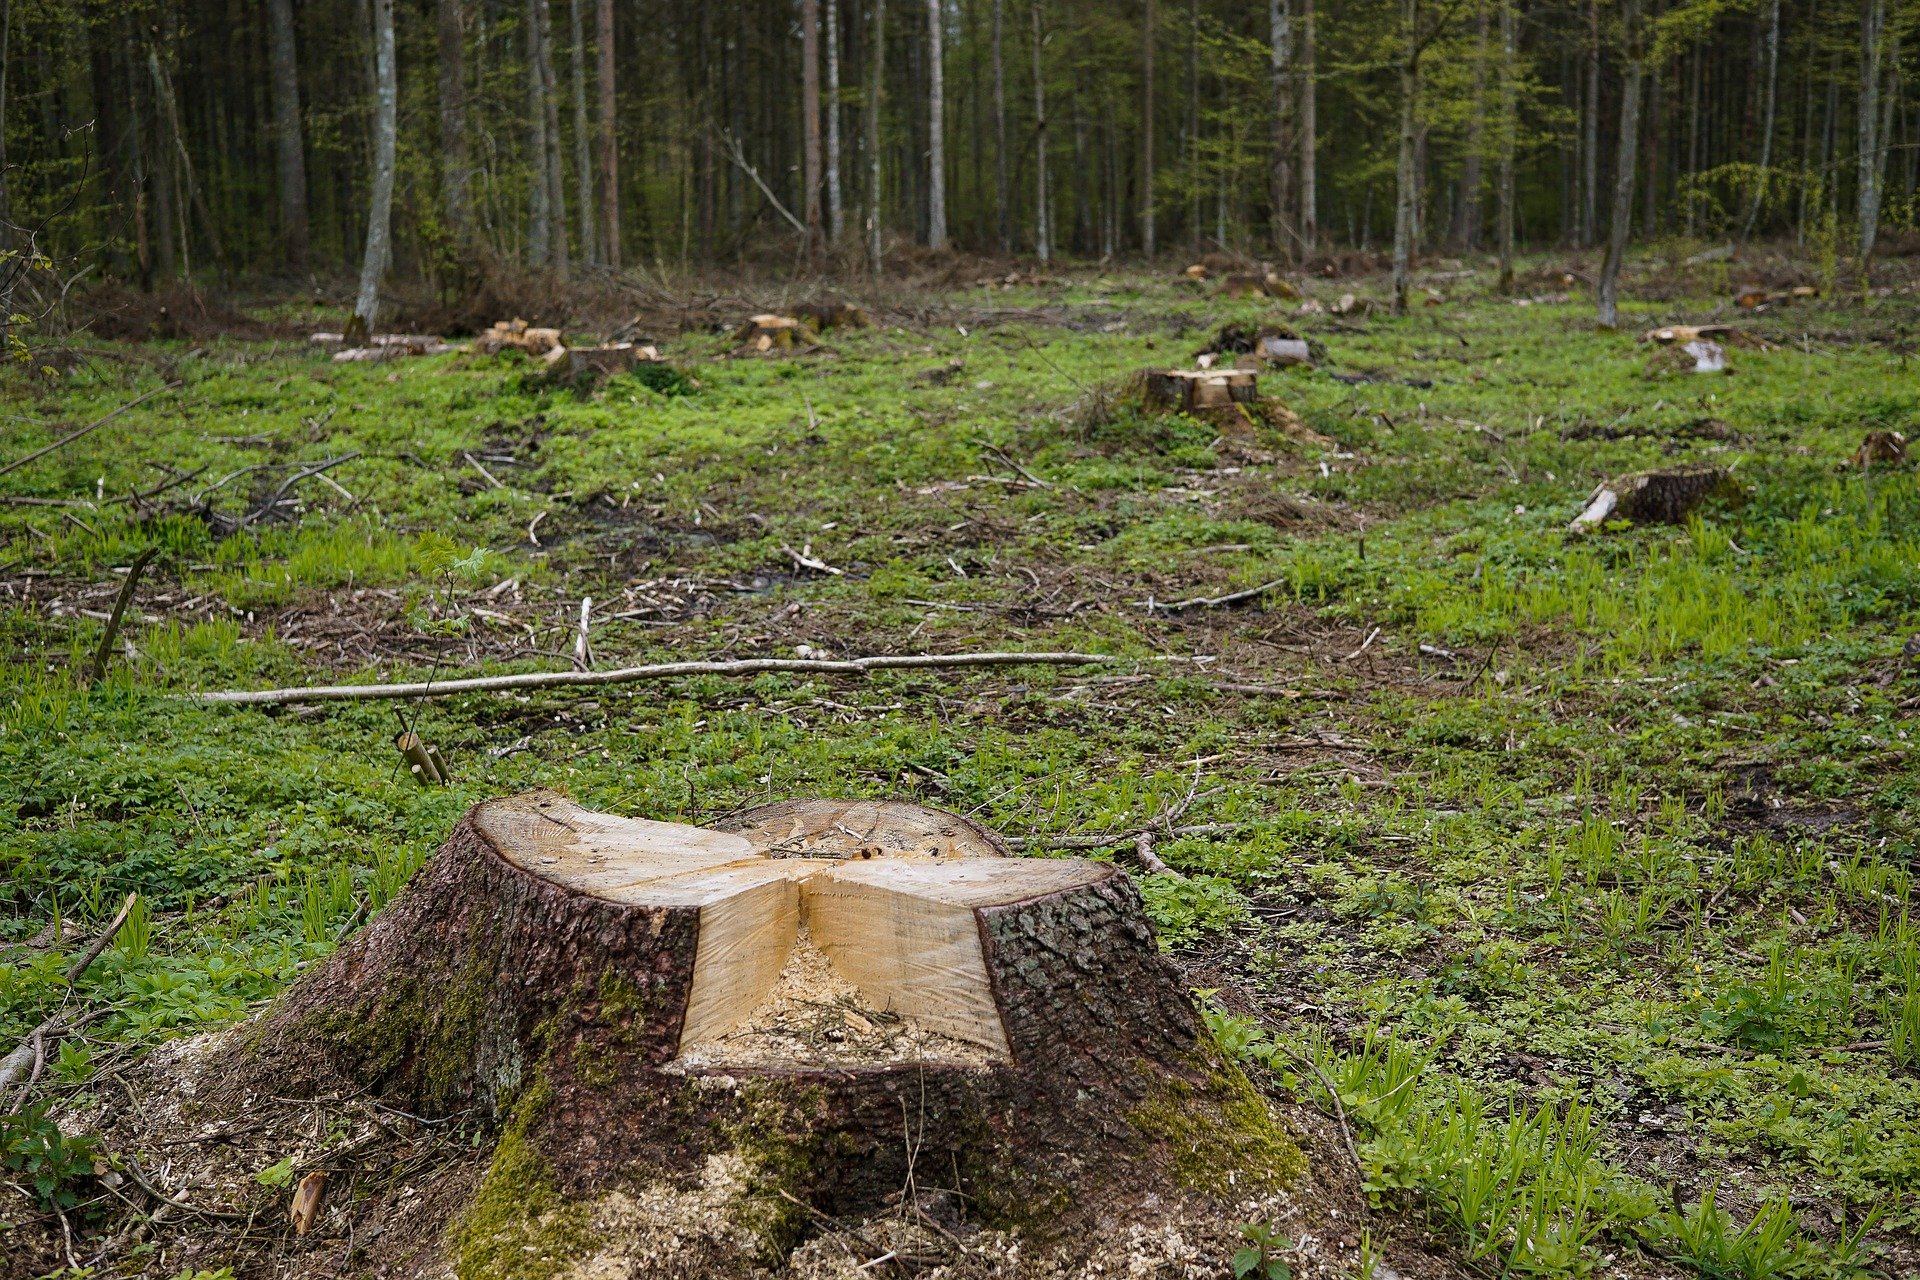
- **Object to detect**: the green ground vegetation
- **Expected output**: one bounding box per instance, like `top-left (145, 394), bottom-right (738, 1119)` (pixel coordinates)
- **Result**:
top-left (2, 259), bottom-right (1918, 1277)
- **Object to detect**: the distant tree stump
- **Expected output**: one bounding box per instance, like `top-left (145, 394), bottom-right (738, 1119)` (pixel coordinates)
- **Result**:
top-left (1569, 464), bottom-right (1743, 530)
top-left (219, 792), bottom-right (1298, 1276)
top-left (792, 302), bottom-right (872, 333)
top-left (732, 314), bottom-right (807, 353)
top-left (1143, 367), bottom-right (1261, 414)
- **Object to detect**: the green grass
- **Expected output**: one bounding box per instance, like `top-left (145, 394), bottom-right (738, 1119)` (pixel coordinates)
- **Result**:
top-left (3, 259), bottom-right (1920, 1275)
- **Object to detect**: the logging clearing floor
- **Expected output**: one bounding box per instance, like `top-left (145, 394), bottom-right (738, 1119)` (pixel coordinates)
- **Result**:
top-left (3, 257), bottom-right (1920, 1279)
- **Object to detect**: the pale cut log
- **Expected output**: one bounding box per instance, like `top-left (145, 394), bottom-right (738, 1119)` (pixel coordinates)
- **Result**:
top-left (202, 791), bottom-right (1300, 1273)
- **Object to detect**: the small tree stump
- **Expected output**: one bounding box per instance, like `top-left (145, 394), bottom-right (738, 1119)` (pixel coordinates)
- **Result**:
top-left (732, 314), bottom-right (806, 353)
top-left (1569, 464), bottom-right (1742, 530)
top-left (792, 302), bottom-right (872, 333)
top-left (211, 792), bottom-right (1297, 1275)
top-left (1144, 367), bottom-right (1261, 414)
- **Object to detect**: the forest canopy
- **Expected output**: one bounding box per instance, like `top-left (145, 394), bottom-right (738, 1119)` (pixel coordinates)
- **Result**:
top-left (1, 0), bottom-right (1916, 300)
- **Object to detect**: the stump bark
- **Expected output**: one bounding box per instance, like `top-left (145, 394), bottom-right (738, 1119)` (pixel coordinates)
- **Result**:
top-left (1143, 367), bottom-right (1261, 414)
top-left (1569, 464), bottom-right (1742, 530)
top-left (222, 792), bottom-right (1297, 1277)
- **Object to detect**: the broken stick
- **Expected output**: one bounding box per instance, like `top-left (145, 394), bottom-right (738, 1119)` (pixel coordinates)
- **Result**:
top-left (184, 651), bottom-right (1184, 706)
top-left (84, 546), bottom-right (159, 686)
top-left (0, 893), bottom-right (139, 1103)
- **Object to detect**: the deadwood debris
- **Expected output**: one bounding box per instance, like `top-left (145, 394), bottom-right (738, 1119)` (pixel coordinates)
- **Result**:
top-left (183, 650), bottom-right (1192, 705)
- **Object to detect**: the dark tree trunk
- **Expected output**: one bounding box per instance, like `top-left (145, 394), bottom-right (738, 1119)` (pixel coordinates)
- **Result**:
top-left (265, 0), bottom-right (308, 269)
top-left (1597, 0), bottom-right (1644, 328)
top-left (595, 0), bottom-right (618, 266)
top-left (803, 0), bottom-right (824, 251)
top-left (1141, 0), bottom-right (1155, 257)
top-left (438, 0), bottom-right (475, 242)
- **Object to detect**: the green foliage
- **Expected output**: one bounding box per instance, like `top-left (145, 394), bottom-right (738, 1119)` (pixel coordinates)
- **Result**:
top-left (1655, 1186), bottom-right (1804, 1280)
top-left (1232, 1221), bottom-right (1294, 1280)
top-left (0, 1102), bottom-right (99, 1210)
top-left (1137, 872), bottom-right (1248, 949)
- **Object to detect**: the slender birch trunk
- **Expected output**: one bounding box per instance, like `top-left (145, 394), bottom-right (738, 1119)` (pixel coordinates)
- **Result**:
top-left (1740, 0), bottom-right (1780, 242)
top-left (356, 0), bottom-right (397, 328)
top-left (1299, 0), bottom-right (1316, 249)
top-left (1859, 0), bottom-right (1888, 262)
top-left (1496, 0), bottom-right (1516, 292)
top-left (1597, 0), bottom-right (1644, 328)
top-left (803, 0), bottom-right (824, 250)
top-left (1033, 0), bottom-right (1050, 263)
top-left (827, 0), bottom-right (844, 242)
top-left (1269, 0), bottom-right (1295, 260)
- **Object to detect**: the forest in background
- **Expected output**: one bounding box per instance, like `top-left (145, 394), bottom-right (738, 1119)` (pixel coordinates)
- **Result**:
top-left (1, 0), bottom-right (1918, 318)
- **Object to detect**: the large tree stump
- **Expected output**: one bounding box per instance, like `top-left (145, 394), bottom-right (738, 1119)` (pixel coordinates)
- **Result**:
top-left (219, 792), bottom-right (1297, 1276)
top-left (1569, 464), bottom-right (1743, 530)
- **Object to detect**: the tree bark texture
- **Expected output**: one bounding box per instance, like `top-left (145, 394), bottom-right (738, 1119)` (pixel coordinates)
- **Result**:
top-left (1141, 0), bottom-right (1156, 258)
top-left (1740, 0), bottom-right (1780, 242)
top-left (1496, 0), bottom-right (1516, 292)
top-left (209, 793), bottom-right (1300, 1275)
top-left (1299, 0), bottom-right (1316, 249)
top-left (1269, 0), bottom-right (1295, 261)
top-left (1390, 0), bottom-right (1418, 315)
top-left (265, 0), bottom-right (308, 270)
top-left (867, 0), bottom-right (886, 271)
top-left (568, 0), bottom-right (597, 265)
top-left (438, 0), bottom-right (475, 241)
top-left (927, 0), bottom-right (947, 249)
top-left (1032, 0), bottom-right (1050, 263)
top-left (992, 0), bottom-right (1008, 251)
top-left (595, 0), bottom-right (618, 267)
top-left (1597, 0), bottom-right (1643, 329)
top-left (354, 0), bottom-right (396, 328)
top-left (826, 0), bottom-right (844, 243)
top-left (802, 0), bottom-right (824, 250)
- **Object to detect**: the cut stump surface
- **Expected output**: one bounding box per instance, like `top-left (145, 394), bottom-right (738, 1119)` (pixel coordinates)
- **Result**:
top-left (205, 792), bottom-right (1298, 1276)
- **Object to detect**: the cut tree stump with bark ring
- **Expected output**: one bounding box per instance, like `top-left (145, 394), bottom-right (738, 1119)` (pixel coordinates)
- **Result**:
top-left (199, 791), bottom-right (1300, 1277)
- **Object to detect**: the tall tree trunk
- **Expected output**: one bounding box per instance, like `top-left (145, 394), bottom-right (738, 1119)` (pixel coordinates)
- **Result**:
top-left (867, 0), bottom-right (886, 271)
top-left (1496, 0), bottom-right (1516, 291)
top-left (1597, 0), bottom-right (1644, 328)
top-left (1740, 0), bottom-right (1780, 242)
top-left (1033, 0), bottom-right (1049, 262)
top-left (827, 0), bottom-right (844, 242)
top-left (356, 0), bottom-right (398, 328)
top-left (536, 0), bottom-right (570, 275)
top-left (438, 0), bottom-right (474, 242)
top-left (147, 45), bottom-right (223, 275)
top-left (595, 0), bottom-right (618, 267)
top-left (1141, 0), bottom-right (1155, 257)
top-left (0, 0), bottom-right (10, 249)
top-left (568, 0), bottom-right (597, 265)
top-left (1391, 0), bottom-right (1419, 314)
top-left (798, 1), bottom-right (824, 249)
top-left (1269, 0), bottom-right (1295, 260)
top-left (992, 0), bottom-right (1008, 250)
top-left (1299, 0), bottom-right (1316, 249)
top-left (527, 0), bottom-right (552, 264)
top-left (1859, 0), bottom-right (1888, 262)
top-left (803, 0), bottom-right (824, 251)
top-left (265, 0), bottom-right (309, 270)
top-left (927, 0), bottom-right (947, 247)
top-left (1580, 0), bottom-right (1598, 246)
top-left (1459, 0), bottom-right (1488, 248)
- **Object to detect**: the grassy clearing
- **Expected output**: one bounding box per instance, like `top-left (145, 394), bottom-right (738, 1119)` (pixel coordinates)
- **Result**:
top-left (3, 262), bottom-right (1919, 1276)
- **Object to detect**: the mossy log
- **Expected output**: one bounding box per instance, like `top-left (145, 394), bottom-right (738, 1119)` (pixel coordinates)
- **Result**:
top-left (217, 792), bottom-right (1298, 1276)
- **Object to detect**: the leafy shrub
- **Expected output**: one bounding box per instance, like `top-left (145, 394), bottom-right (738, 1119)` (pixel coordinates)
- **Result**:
top-left (0, 1103), bottom-right (100, 1210)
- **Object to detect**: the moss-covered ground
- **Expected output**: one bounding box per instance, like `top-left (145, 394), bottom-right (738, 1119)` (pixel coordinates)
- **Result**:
top-left (3, 255), bottom-right (1919, 1277)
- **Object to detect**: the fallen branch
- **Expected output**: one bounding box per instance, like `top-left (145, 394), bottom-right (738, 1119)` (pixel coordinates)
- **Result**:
top-left (718, 129), bottom-right (807, 236)
top-left (1132, 832), bottom-right (1175, 875)
top-left (0, 382), bottom-right (180, 480)
top-left (239, 452), bottom-right (362, 528)
top-left (183, 651), bottom-right (1182, 706)
top-left (1146, 577), bottom-right (1289, 614)
top-left (83, 547), bottom-right (159, 685)
top-left (783, 543), bottom-right (845, 576)
top-left (0, 893), bottom-right (138, 1103)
